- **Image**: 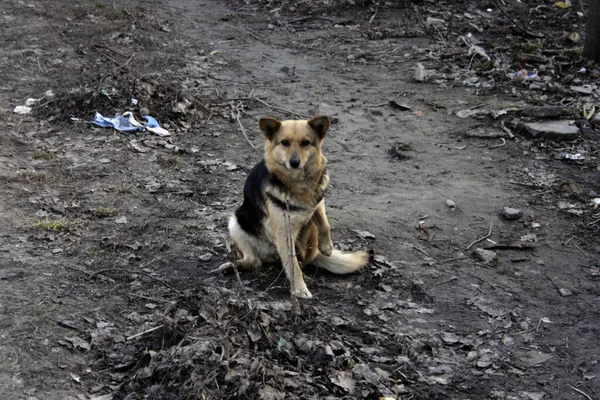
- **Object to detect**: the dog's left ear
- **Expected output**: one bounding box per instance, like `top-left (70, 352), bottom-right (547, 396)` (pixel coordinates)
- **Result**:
top-left (259, 117), bottom-right (282, 141)
top-left (308, 115), bottom-right (330, 140)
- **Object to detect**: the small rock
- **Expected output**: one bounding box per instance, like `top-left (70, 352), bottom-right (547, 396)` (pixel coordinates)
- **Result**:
top-left (426, 17), bottom-right (446, 26)
top-left (99, 158), bottom-right (111, 164)
top-left (473, 248), bottom-right (498, 264)
top-left (51, 204), bottom-right (65, 215)
top-left (13, 105), bottom-right (32, 114)
top-left (353, 230), bottom-right (375, 239)
top-left (567, 32), bottom-right (581, 43)
top-left (441, 332), bottom-right (460, 344)
top-left (415, 63), bottom-right (427, 82)
top-left (558, 287), bottom-right (573, 297)
top-left (518, 120), bottom-right (580, 141)
top-left (592, 113), bottom-right (600, 128)
top-left (198, 253), bottom-right (213, 262)
top-left (570, 85), bottom-right (594, 95)
top-left (115, 216), bottom-right (128, 224)
top-left (502, 207), bottom-right (523, 220)
top-left (517, 350), bottom-right (553, 367)
top-left (172, 102), bottom-right (187, 114)
top-left (445, 199), bottom-right (456, 208)
top-left (476, 356), bottom-right (493, 368)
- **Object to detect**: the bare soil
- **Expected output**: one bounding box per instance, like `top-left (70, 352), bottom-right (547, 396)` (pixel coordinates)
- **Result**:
top-left (1, 0), bottom-right (599, 399)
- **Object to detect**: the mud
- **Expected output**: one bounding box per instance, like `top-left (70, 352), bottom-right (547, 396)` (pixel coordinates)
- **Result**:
top-left (1, 0), bottom-right (599, 399)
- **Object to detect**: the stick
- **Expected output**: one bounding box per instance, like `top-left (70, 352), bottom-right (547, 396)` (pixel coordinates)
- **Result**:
top-left (115, 53), bottom-right (135, 71)
top-left (568, 385), bottom-right (593, 400)
top-left (369, 3), bottom-right (378, 24)
top-left (413, 244), bottom-right (436, 260)
top-left (437, 256), bottom-right (467, 264)
top-left (126, 325), bottom-right (164, 341)
top-left (284, 207), bottom-right (299, 316)
top-left (252, 97), bottom-right (311, 118)
top-left (492, 0), bottom-right (544, 38)
top-left (231, 105), bottom-right (255, 149)
top-left (490, 138), bottom-right (507, 149)
top-left (286, 16), bottom-right (338, 24)
top-left (435, 276), bottom-right (457, 286)
top-left (465, 221), bottom-right (493, 250)
top-left (500, 123), bottom-right (515, 139)
top-left (231, 262), bottom-right (246, 294)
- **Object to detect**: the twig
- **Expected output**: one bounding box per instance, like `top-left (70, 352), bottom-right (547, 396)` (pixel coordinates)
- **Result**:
top-left (286, 16), bottom-right (338, 24)
top-left (490, 138), bottom-right (507, 149)
top-left (115, 52), bottom-right (135, 71)
top-left (231, 262), bottom-right (246, 294)
top-left (500, 122), bottom-right (515, 139)
top-left (284, 207), bottom-right (299, 316)
top-left (492, 0), bottom-right (544, 38)
top-left (435, 276), bottom-right (457, 286)
top-left (87, 268), bottom-right (181, 294)
top-left (413, 244), bottom-right (436, 260)
top-left (252, 97), bottom-right (311, 118)
top-left (231, 104), bottom-right (255, 149)
top-left (129, 293), bottom-right (174, 303)
top-left (509, 180), bottom-right (543, 189)
top-left (568, 385), bottom-right (593, 400)
top-left (432, 24), bottom-right (447, 48)
top-left (472, 274), bottom-right (498, 291)
top-left (369, 3), bottom-right (379, 24)
top-left (437, 256), bottom-right (467, 264)
top-left (56, 320), bottom-right (82, 331)
top-left (465, 221), bottom-right (493, 250)
top-left (92, 43), bottom-right (129, 58)
top-left (126, 325), bottom-right (164, 341)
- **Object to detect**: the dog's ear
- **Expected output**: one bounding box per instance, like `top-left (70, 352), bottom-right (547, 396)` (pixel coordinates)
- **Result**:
top-left (259, 117), bottom-right (282, 141)
top-left (308, 115), bottom-right (330, 140)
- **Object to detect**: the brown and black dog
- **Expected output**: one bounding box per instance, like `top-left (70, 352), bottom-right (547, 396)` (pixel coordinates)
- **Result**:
top-left (228, 115), bottom-right (368, 298)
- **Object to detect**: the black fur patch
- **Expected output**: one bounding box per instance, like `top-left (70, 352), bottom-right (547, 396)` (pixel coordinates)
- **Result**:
top-left (234, 160), bottom-right (269, 236)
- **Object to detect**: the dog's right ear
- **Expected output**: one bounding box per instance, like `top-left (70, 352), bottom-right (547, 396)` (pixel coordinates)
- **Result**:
top-left (259, 117), bottom-right (281, 141)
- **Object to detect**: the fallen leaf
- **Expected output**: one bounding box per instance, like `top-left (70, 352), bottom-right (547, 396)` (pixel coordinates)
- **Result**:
top-left (330, 371), bottom-right (356, 392)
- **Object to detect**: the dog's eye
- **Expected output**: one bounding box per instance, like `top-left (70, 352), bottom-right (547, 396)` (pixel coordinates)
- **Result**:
top-left (280, 140), bottom-right (290, 147)
top-left (300, 140), bottom-right (311, 147)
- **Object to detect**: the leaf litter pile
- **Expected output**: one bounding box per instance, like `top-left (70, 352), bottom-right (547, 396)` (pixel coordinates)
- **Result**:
top-left (87, 259), bottom-right (436, 399)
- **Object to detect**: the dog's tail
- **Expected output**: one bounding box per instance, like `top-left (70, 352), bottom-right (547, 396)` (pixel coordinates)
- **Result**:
top-left (311, 250), bottom-right (369, 274)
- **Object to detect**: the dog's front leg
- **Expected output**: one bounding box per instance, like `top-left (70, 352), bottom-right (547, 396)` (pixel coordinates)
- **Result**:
top-left (312, 200), bottom-right (334, 256)
top-left (269, 213), bottom-right (312, 299)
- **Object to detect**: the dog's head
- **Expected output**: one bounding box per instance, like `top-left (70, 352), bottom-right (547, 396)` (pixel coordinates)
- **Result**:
top-left (259, 115), bottom-right (330, 171)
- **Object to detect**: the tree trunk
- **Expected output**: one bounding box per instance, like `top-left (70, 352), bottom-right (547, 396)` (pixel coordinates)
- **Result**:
top-left (584, 0), bottom-right (600, 62)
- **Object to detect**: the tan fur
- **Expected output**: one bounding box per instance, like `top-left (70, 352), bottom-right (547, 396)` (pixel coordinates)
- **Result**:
top-left (229, 115), bottom-right (369, 298)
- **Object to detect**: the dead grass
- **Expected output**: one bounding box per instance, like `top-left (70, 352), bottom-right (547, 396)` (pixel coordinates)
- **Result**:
top-left (34, 150), bottom-right (57, 160)
top-left (33, 217), bottom-right (70, 232)
top-left (91, 207), bottom-right (115, 218)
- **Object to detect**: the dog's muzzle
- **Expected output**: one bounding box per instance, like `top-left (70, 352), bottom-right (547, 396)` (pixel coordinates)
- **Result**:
top-left (289, 154), bottom-right (301, 169)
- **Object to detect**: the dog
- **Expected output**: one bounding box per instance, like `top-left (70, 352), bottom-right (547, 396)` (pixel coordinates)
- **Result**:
top-left (228, 115), bottom-right (368, 298)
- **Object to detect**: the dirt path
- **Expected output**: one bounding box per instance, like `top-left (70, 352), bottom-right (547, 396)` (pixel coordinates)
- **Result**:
top-left (1, 0), bottom-right (599, 399)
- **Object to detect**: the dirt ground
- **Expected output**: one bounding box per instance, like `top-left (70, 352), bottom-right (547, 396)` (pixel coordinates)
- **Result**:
top-left (1, 0), bottom-right (600, 399)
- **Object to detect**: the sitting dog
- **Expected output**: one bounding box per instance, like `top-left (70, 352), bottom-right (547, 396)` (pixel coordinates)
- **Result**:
top-left (228, 115), bottom-right (368, 298)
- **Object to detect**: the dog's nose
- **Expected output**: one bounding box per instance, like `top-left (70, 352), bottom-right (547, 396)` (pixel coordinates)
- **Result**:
top-left (289, 154), bottom-right (300, 169)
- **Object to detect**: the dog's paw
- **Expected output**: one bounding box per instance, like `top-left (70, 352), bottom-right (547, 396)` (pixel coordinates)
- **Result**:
top-left (294, 286), bottom-right (313, 299)
top-left (318, 240), bottom-right (334, 256)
